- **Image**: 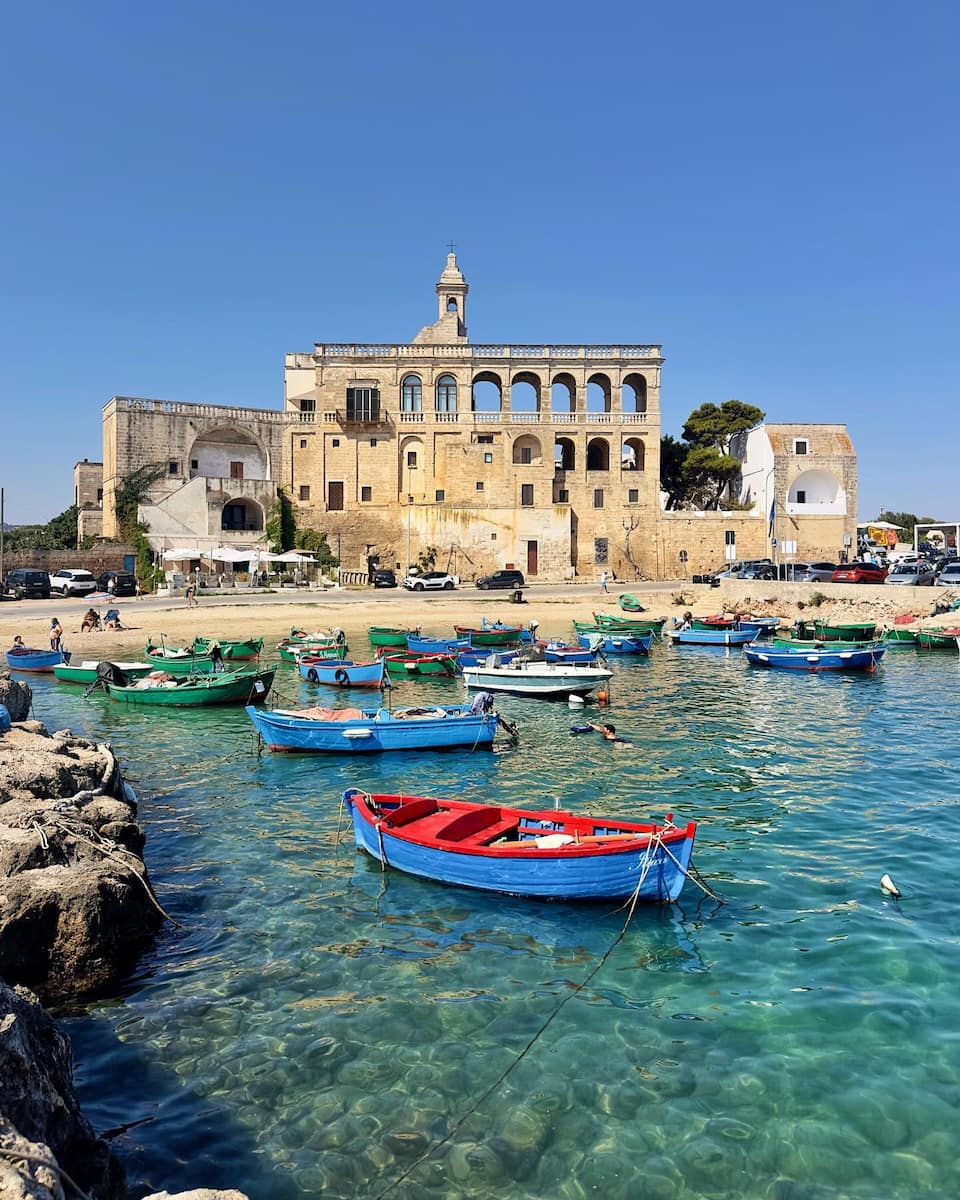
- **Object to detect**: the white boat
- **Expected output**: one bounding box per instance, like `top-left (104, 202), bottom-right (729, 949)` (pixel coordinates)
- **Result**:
top-left (461, 657), bottom-right (613, 697)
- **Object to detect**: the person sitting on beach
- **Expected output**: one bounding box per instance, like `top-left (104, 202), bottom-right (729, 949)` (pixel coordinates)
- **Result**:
top-left (104, 608), bottom-right (123, 630)
top-left (10, 635), bottom-right (26, 653)
top-left (81, 608), bottom-right (100, 633)
top-left (587, 722), bottom-right (632, 747)
top-left (49, 617), bottom-right (63, 651)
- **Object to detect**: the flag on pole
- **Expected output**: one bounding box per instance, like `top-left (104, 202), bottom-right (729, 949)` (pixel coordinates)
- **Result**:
top-left (768, 498), bottom-right (776, 538)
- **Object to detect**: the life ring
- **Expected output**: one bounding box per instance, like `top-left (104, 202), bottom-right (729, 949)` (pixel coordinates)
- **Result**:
top-left (307, 668), bottom-right (319, 683)
top-left (335, 668), bottom-right (350, 686)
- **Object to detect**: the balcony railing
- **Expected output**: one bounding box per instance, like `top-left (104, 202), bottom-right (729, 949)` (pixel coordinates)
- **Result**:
top-left (313, 342), bottom-right (661, 360)
top-left (316, 410), bottom-right (650, 427)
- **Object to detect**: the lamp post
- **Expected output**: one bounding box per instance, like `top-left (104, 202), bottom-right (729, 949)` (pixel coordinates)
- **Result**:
top-left (406, 494), bottom-right (413, 572)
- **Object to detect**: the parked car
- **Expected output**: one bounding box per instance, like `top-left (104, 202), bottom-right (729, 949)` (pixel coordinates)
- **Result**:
top-left (475, 569), bottom-right (526, 590)
top-left (831, 562), bottom-right (889, 584)
top-left (97, 571), bottom-right (137, 596)
top-left (49, 568), bottom-right (98, 596)
top-left (885, 562), bottom-right (936, 586)
top-left (934, 561), bottom-right (960, 588)
top-left (371, 568), bottom-right (397, 588)
top-left (402, 571), bottom-right (458, 591)
top-left (706, 559), bottom-right (773, 583)
top-left (3, 568), bottom-right (51, 600)
top-left (793, 562), bottom-right (837, 582)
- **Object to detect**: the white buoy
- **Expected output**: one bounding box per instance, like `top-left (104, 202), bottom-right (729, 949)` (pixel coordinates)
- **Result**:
top-left (568, 694), bottom-right (585, 706)
top-left (880, 873), bottom-right (901, 898)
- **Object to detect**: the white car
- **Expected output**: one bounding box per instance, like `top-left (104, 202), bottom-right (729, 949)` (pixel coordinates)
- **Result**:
top-left (402, 571), bottom-right (458, 591)
top-left (49, 568), bottom-right (98, 596)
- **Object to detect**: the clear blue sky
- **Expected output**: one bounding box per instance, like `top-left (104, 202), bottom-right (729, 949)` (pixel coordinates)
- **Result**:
top-left (1, 1), bottom-right (956, 524)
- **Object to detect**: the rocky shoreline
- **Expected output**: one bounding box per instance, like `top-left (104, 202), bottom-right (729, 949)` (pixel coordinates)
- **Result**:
top-left (0, 673), bottom-right (248, 1200)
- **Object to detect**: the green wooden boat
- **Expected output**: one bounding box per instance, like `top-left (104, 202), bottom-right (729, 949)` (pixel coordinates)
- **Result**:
top-left (917, 627), bottom-right (960, 650)
top-left (454, 624), bottom-right (523, 647)
top-left (368, 626), bottom-right (415, 648)
top-left (380, 650), bottom-right (458, 678)
top-left (881, 627), bottom-right (919, 645)
top-left (773, 636), bottom-right (879, 651)
top-left (54, 660), bottom-right (153, 684)
top-left (575, 615), bottom-right (666, 634)
top-left (191, 636), bottom-right (264, 660)
top-left (107, 666), bottom-right (276, 706)
top-left (278, 639), bottom-right (346, 663)
top-left (144, 643), bottom-right (218, 675)
top-left (812, 620), bottom-right (879, 642)
top-left (617, 593), bottom-right (646, 612)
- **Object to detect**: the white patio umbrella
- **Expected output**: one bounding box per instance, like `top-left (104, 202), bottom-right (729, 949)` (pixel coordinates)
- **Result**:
top-left (272, 550), bottom-right (317, 563)
top-left (210, 547), bottom-right (259, 563)
top-left (162, 547), bottom-right (205, 561)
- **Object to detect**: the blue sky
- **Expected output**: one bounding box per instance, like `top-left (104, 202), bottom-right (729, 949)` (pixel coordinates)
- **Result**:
top-left (1, 1), bottom-right (956, 524)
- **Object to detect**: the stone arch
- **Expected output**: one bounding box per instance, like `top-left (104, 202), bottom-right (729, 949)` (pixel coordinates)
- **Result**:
top-left (622, 373), bottom-right (648, 413)
top-left (555, 437), bottom-right (576, 470)
top-left (511, 371), bottom-right (541, 414)
top-left (550, 374), bottom-right (576, 413)
top-left (436, 374), bottom-right (458, 412)
top-left (586, 373), bottom-right (611, 413)
top-left (220, 497), bottom-right (264, 532)
top-left (446, 296), bottom-right (458, 312)
top-left (471, 371), bottom-right (502, 413)
top-left (512, 434), bottom-right (543, 465)
top-left (622, 437), bottom-right (645, 471)
top-left (401, 374), bottom-right (423, 411)
top-left (189, 426), bottom-right (269, 481)
top-left (400, 435), bottom-right (425, 496)
top-left (586, 437), bottom-right (610, 471)
top-left (787, 468), bottom-right (846, 514)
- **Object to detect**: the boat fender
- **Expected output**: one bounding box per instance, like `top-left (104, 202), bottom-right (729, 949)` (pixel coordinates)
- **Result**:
top-left (335, 668), bottom-right (350, 685)
top-left (307, 668), bottom-right (319, 683)
top-left (880, 873), bottom-right (901, 898)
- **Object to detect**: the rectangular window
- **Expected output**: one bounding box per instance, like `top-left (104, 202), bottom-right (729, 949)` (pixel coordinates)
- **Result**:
top-left (361, 486), bottom-right (372, 502)
top-left (593, 488), bottom-right (604, 508)
top-left (794, 439), bottom-right (808, 455)
top-left (435, 489), bottom-right (445, 502)
top-left (483, 452), bottom-right (493, 463)
top-left (97, 488), bottom-right (103, 503)
top-left (345, 387), bottom-right (381, 422)
top-left (370, 438), bottom-right (377, 447)
top-left (796, 490), bottom-right (807, 504)
top-left (407, 451), bottom-right (418, 468)
top-left (300, 398), bottom-right (315, 412)
top-left (595, 538), bottom-right (608, 564)
top-left (299, 485), bottom-right (310, 501)
top-left (168, 460), bottom-right (178, 475)
top-left (556, 488), bottom-right (569, 503)
top-left (476, 481), bottom-right (484, 492)
top-left (332, 438), bottom-right (341, 448)
top-left (230, 461), bottom-right (243, 480)
top-left (190, 459), bottom-right (198, 470)
top-left (521, 484), bottom-right (534, 506)
top-left (628, 488), bottom-right (639, 503)
top-left (519, 447), bottom-right (532, 464)
top-left (725, 530), bottom-right (737, 546)
top-left (328, 481), bottom-right (344, 511)
top-left (299, 438), bottom-right (307, 448)
top-left (478, 434), bottom-right (494, 444)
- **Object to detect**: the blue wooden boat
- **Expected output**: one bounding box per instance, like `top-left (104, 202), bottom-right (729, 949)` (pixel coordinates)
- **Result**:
top-left (541, 641), bottom-right (597, 664)
top-left (342, 790), bottom-right (697, 902)
top-left (297, 657), bottom-right (385, 688)
top-left (744, 643), bottom-right (886, 672)
top-left (577, 631), bottom-right (653, 655)
top-left (5, 647), bottom-right (64, 673)
top-left (407, 633), bottom-right (471, 654)
top-left (456, 647), bottom-right (520, 669)
top-left (668, 628), bottom-right (755, 647)
top-left (247, 702), bottom-right (513, 753)
top-left (480, 617), bottom-right (535, 643)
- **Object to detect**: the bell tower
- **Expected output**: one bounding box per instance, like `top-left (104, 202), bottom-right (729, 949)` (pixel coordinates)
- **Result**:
top-left (413, 248), bottom-right (469, 344)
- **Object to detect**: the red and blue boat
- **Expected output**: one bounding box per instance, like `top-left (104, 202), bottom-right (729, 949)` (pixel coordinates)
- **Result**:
top-left (743, 643), bottom-right (886, 672)
top-left (5, 647), bottom-right (64, 673)
top-left (407, 633), bottom-right (471, 655)
top-left (342, 790), bottom-right (697, 902)
top-left (297, 657), bottom-right (385, 688)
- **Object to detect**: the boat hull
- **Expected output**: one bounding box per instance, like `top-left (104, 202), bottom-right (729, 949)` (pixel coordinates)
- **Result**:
top-left (367, 627), bottom-right (412, 648)
top-left (744, 645), bottom-right (885, 672)
top-left (461, 661), bottom-right (613, 696)
top-left (108, 668), bottom-right (275, 705)
top-left (144, 646), bottom-right (217, 675)
top-left (668, 629), bottom-right (754, 646)
top-left (247, 704), bottom-right (498, 752)
top-left (298, 659), bottom-right (385, 688)
top-left (577, 632), bottom-right (652, 655)
top-left (917, 628), bottom-right (960, 649)
top-left (5, 649), bottom-right (63, 672)
top-left (344, 791), bottom-right (696, 901)
top-left (455, 626), bottom-right (523, 646)
top-left (54, 660), bottom-right (152, 684)
top-left (382, 651), bottom-right (459, 677)
top-left (192, 636), bottom-right (263, 660)
top-left (407, 635), bottom-right (471, 654)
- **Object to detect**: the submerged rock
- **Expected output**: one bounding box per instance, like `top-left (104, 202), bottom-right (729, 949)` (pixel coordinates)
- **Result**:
top-left (0, 674), bottom-right (31, 724)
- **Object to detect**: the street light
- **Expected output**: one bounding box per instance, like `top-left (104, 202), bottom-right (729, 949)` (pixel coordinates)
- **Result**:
top-left (406, 494), bottom-right (413, 571)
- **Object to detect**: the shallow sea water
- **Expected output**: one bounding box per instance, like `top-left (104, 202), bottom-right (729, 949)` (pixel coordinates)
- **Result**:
top-left (29, 642), bottom-right (960, 1199)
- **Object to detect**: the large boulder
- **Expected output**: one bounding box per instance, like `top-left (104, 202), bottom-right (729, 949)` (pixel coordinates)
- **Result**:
top-left (0, 981), bottom-right (124, 1199)
top-left (0, 674), bottom-right (31, 723)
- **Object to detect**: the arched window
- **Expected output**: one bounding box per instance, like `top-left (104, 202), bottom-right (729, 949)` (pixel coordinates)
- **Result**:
top-left (622, 374), bottom-right (648, 413)
top-left (551, 375), bottom-right (576, 413)
top-left (587, 374), bottom-right (611, 413)
top-left (622, 438), bottom-right (645, 470)
top-left (446, 296), bottom-right (458, 312)
top-left (401, 375), bottom-right (422, 412)
top-left (555, 438), bottom-right (576, 470)
top-left (586, 438), bottom-right (610, 471)
top-left (436, 374), bottom-right (457, 413)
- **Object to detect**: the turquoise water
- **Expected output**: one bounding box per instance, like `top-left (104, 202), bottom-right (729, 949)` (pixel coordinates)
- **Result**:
top-left (30, 644), bottom-right (960, 1199)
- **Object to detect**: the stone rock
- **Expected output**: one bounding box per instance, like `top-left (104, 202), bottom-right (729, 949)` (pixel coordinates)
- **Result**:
top-left (0, 675), bottom-right (31, 724)
top-left (0, 982), bottom-right (124, 1199)
top-left (142, 1192), bottom-right (250, 1200)
top-left (0, 1118), bottom-right (63, 1200)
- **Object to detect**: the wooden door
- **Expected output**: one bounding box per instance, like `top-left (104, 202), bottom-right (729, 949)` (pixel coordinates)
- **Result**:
top-left (327, 481), bottom-right (344, 511)
top-left (527, 540), bottom-right (538, 576)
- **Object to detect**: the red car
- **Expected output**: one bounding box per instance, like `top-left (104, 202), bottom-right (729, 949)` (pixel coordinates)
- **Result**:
top-left (831, 561), bottom-right (889, 584)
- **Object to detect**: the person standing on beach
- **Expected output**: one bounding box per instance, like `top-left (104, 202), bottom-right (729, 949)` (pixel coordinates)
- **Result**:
top-left (599, 570), bottom-right (608, 593)
top-left (49, 618), bottom-right (63, 651)
top-left (185, 575), bottom-right (199, 607)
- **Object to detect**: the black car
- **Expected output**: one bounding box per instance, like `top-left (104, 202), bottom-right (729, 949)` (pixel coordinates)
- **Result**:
top-left (371, 568), bottom-right (397, 588)
top-left (3, 568), bottom-right (52, 599)
top-left (475, 569), bottom-right (525, 590)
top-left (97, 571), bottom-right (137, 596)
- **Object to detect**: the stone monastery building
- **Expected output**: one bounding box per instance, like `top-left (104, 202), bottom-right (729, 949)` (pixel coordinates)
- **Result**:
top-left (98, 255), bottom-right (857, 579)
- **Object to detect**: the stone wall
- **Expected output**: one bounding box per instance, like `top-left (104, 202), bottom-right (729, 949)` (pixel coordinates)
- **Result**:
top-left (656, 512), bottom-right (852, 578)
top-left (1, 545), bottom-right (136, 575)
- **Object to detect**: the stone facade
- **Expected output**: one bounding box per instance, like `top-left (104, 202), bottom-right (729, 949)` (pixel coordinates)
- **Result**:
top-left (74, 460), bottom-right (104, 545)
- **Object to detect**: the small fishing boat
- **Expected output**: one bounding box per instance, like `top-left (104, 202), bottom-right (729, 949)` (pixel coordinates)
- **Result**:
top-left (588, 612), bottom-right (667, 634)
top-left (617, 593), bottom-right (646, 612)
top-left (773, 636), bottom-right (878, 651)
top-left (54, 659), bottom-right (152, 684)
top-left (367, 626), bottom-right (417, 648)
top-left (917, 627), bottom-right (960, 650)
top-left (481, 617), bottom-right (536, 643)
top-left (456, 647), bottom-right (519, 669)
top-left (298, 657), bottom-right (385, 688)
top-left (577, 631), bottom-right (652, 655)
top-left (5, 647), bottom-right (64, 673)
top-left (144, 643), bottom-right (218, 675)
top-left (342, 790), bottom-right (697, 902)
top-left (455, 623), bottom-right (524, 647)
top-left (813, 620), bottom-right (879, 642)
top-left (191, 636), bottom-right (263, 660)
top-left (247, 702), bottom-right (515, 753)
top-left (381, 650), bottom-right (459, 678)
top-left (278, 639), bottom-right (346, 663)
top-left (880, 627), bottom-right (919, 645)
top-left (668, 628), bottom-right (755, 647)
top-left (691, 615), bottom-right (738, 630)
top-left (407, 633), bottom-right (471, 655)
top-left (540, 641), bottom-right (597, 664)
top-left (461, 658), bottom-right (613, 697)
top-left (106, 666), bottom-right (276, 706)
top-left (744, 643), bottom-right (886, 672)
